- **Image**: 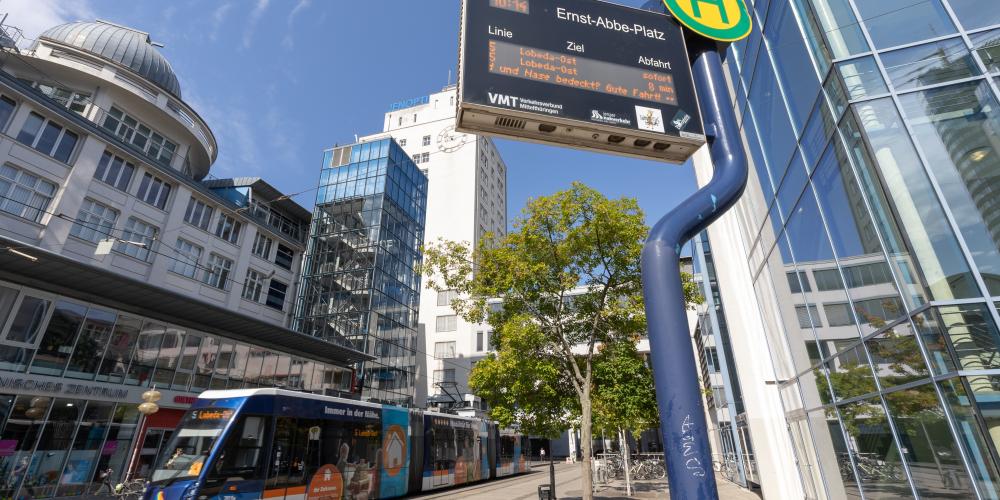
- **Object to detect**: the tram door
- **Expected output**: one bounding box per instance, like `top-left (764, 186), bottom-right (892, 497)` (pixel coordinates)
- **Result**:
top-left (265, 417), bottom-right (316, 499)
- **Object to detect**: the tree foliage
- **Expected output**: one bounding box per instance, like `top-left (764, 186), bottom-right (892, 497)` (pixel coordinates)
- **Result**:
top-left (422, 182), bottom-right (700, 499)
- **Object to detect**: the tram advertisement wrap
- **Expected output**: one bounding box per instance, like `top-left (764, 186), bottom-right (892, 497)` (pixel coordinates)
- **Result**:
top-left (379, 406), bottom-right (409, 498)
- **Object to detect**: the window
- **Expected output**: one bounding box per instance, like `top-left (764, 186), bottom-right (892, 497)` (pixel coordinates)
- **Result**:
top-left (93, 151), bottom-right (135, 191)
top-left (422, 135), bottom-right (431, 146)
top-left (436, 315), bottom-right (457, 332)
top-left (825, 303), bottom-right (855, 327)
top-left (433, 369), bottom-right (456, 384)
top-left (203, 253), bottom-right (234, 290)
top-left (169, 239), bottom-right (203, 279)
top-left (476, 331), bottom-right (485, 352)
top-left (16, 112), bottom-right (78, 163)
top-left (420, 152), bottom-right (429, 163)
top-left (0, 164), bottom-right (57, 222)
top-left (243, 268), bottom-right (267, 302)
top-left (214, 214), bottom-right (242, 244)
top-left (251, 232), bottom-right (273, 259)
top-left (705, 347), bottom-right (720, 373)
top-left (115, 217), bottom-right (157, 261)
top-left (70, 198), bottom-right (119, 243)
top-left (101, 107), bottom-right (178, 166)
top-left (136, 172), bottom-right (172, 209)
top-left (786, 271), bottom-right (811, 293)
top-left (434, 341), bottom-right (457, 359)
top-left (275, 244), bottom-right (294, 270)
top-left (183, 197), bottom-right (214, 231)
top-left (437, 290), bottom-right (459, 307)
top-left (399, 138), bottom-right (406, 146)
top-left (0, 95), bottom-right (15, 130)
top-left (795, 304), bottom-right (823, 328)
top-left (265, 279), bottom-right (288, 310)
top-left (33, 83), bottom-right (90, 115)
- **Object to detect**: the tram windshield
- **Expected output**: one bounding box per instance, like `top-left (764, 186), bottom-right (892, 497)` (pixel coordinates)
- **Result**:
top-left (150, 408), bottom-right (236, 485)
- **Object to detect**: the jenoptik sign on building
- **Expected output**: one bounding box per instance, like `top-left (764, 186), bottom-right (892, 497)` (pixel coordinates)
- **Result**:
top-left (457, 0), bottom-right (705, 163)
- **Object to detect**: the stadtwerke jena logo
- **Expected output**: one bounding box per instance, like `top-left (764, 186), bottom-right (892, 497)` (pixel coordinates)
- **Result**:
top-left (661, 0), bottom-right (752, 42)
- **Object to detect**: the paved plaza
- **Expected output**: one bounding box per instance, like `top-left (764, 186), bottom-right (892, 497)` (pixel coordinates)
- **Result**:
top-left (406, 462), bottom-right (761, 499)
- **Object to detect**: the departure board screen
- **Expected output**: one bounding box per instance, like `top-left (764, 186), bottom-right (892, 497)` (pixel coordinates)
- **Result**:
top-left (460, 0), bottom-right (703, 141)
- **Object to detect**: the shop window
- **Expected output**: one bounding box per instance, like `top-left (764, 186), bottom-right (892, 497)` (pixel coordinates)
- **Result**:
top-left (64, 307), bottom-right (117, 380)
top-left (95, 315), bottom-right (142, 384)
top-left (22, 398), bottom-right (84, 498)
top-left (29, 300), bottom-right (88, 376)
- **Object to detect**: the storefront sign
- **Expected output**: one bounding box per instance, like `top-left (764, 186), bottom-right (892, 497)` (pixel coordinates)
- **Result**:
top-left (0, 375), bottom-right (129, 399)
top-left (388, 95), bottom-right (430, 111)
top-left (0, 374), bottom-right (194, 408)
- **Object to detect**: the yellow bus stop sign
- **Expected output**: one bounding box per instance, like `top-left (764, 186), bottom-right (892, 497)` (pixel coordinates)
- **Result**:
top-left (661, 0), bottom-right (752, 42)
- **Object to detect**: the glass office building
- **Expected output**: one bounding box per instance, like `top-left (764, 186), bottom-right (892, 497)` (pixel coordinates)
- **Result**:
top-left (725, 0), bottom-right (1000, 498)
top-left (294, 139), bottom-right (427, 407)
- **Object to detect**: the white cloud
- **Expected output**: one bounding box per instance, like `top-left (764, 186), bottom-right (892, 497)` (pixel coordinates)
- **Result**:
top-left (242, 0), bottom-right (270, 49)
top-left (209, 2), bottom-right (232, 42)
top-left (0, 0), bottom-right (95, 47)
top-left (281, 0), bottom-right (311, 49)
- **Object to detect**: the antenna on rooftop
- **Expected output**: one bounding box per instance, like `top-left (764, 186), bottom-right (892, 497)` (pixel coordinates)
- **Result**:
top-left (447, 69), bottom-right (452, 86)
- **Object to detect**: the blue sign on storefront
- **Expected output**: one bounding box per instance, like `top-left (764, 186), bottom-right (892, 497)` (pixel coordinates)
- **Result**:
top-left (389, 95), bottom-right (429, 111)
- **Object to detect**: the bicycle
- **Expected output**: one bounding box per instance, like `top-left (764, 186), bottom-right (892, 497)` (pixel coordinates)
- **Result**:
top-left (111, 479), bottom-right (148, 500)
top-left (631, 457), bottom-right (666, 480)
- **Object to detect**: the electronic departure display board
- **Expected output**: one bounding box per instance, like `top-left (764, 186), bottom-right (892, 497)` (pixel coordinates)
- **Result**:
top-left (457, 0), bottom-right (705, 163)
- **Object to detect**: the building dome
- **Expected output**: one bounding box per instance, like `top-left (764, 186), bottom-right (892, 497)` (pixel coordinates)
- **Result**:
top-left (38, 20), bottom-right (181, 98)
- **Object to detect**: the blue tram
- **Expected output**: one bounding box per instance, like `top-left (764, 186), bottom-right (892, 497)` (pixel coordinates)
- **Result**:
top-left (143, 389), bottom-right (528, 500)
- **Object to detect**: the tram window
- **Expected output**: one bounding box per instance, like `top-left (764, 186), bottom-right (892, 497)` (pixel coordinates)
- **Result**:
top-left (207, 415), bottom-right (271, 480)
top-left (430, 426), bottom-right (456, 469)
top-left (266, 417), bottom-right (324, 490)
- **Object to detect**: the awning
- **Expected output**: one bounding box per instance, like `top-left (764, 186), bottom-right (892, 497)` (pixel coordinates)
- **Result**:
top-left (0, 236), bottom-right (372, 366)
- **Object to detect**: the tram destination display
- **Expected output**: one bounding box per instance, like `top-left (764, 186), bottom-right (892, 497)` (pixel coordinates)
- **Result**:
top-left (457, 0), bottom-right (705, 163)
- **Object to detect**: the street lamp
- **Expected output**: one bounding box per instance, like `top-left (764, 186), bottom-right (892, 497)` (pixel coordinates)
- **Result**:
top-left (127, 388), bottom-right (161, 481)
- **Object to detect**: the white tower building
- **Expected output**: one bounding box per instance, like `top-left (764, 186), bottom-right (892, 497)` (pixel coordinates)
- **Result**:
top-left (362, 86), bottom-right (508, 408)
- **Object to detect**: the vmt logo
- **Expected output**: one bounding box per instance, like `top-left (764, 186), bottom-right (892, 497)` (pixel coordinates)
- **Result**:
top-left (489, 92), bottom-right (519, 108)
top-left (662, 0), bottom-right (752, 42)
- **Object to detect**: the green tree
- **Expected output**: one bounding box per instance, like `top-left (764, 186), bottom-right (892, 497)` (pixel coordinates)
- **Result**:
top-left (423, 182), bottom-right (698, 499)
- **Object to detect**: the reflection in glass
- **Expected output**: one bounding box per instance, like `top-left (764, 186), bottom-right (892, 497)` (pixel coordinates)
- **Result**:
top-left (837, 397), bottom-right (913, 498)
top-left (0, 395), bottom-right (50, 499)
top-left (809, 408), bottom-right (863, 499)
top-left (970, 29), bottom-right (1000, 75)
top-left (749, 50), bottom-right (797, 184)
top-left (64, 307), bottom-right (117, 379)
top-left (881, 38), bottom-right (980, 91)
top-left (127, 322), bottom-right (164, 386)
top-left (764, 0), bottom-right (820, 132)
top-left (23, 399), bottom-right (82, 498)
top-left (915, 304), bottom-right (1000, 375)
top-left (30, 300), bottom-right (87, 376)
top-left (947, 0), bottom-right (1000, 31)
top-left (824, 344), bottom-right (878, 403)
top-left (938, 378), bottom-right (1000, 500)
top-left (56, 401), bottom-right (115, 496)
top-left (834, 57), bottom-right (888, 101)
top-left (855, 0), bottom-right (955, 49)
top-left (899, 81), bottom-right (1000, 295)
top-left (864, 322), bottom-right (930, 389)
top-left (884, 384), bottom-right (977, 497)
top-left (96, 315), bottom-right (141, 384)
top-left (797, 0), bottom-right (868, 60)
top-left (0, 294), bottom-right (50, 372)
top-left (841, 99), bottom-right (979, 300)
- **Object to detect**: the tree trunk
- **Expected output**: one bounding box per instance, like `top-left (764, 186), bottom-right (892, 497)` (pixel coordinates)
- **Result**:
top-left (621, 427), bottom-right (632, 496)
top-left (580, 389), bottom-right (594, 500)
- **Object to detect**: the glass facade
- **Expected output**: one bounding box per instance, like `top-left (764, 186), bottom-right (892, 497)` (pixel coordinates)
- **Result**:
top-left (294, 139), bottom-right (427, 407)
top-left (0, 280), bottom-right (352, 499)
top-left (729, 0), bottom-right (1000, 498)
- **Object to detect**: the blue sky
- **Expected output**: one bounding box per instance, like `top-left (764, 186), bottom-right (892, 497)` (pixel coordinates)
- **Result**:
top-left (10, 0), bottom-right (699, 229)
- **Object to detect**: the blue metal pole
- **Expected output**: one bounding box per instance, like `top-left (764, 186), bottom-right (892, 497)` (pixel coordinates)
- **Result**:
top-left (639, 3), bottom-right (748, 498)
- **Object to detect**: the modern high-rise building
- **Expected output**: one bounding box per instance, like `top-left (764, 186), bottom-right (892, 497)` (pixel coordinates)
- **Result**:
top-left (0, 19), bottom-right (366, 498)
top-left (687, 0), bottom-right (1000, 498)
top-left (293, 139), bottom-right (428, 407)
top-left (361, 86), bottom-right (508, 408)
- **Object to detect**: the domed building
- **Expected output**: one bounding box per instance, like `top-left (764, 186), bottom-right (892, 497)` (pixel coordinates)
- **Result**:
top-left (0, 19), bottom-right (364, 498)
